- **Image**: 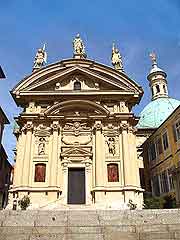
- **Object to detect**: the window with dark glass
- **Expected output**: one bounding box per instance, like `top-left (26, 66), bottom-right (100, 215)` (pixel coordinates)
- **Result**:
top-left (173, 120), bottom-right (180, 142)
top-left (156, 85), bottom-right (160, 93)
top-left (156, 138), bottom-right (163, 155)
top-left (107, 164), bottom-right (119, 182)
top-left (162, 132), bottom-right (169, 150)
top-left (152, 175), bottom-right (160, 196)
top-left (163, 85), bottom-right (167, 93)
top-left (148, 143), bottom-right (156, 161)
top-left (160, 170), bottom-right (169, 193)
top-left (34, 163), bottom-right (46, 182)
top-left (74, 81), bottom-right (81, 90)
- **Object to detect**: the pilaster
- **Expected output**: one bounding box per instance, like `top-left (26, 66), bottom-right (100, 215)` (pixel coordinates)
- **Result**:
top-left (94, 121), bottom-right (105, 187)
top-left (50, 121), bottom-right (60, 187)
top-left (22, 122), bottom-right (33, 186)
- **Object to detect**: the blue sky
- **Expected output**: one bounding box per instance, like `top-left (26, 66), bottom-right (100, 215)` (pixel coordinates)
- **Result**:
top-left (0, 0), bottom-right (180, 163)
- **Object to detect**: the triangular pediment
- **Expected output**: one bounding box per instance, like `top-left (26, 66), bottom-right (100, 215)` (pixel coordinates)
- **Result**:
top-left (12, 59), bottom-right (143, 96)
top-left (61, 146), bottom-right (92, 157)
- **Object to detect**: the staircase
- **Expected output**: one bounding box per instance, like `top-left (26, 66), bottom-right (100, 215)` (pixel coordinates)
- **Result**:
top-left (0, 209), bottom-right (180, 239)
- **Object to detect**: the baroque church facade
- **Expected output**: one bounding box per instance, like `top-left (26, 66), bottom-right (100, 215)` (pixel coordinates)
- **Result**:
top-left (9, 35), bottom-right (147, 209)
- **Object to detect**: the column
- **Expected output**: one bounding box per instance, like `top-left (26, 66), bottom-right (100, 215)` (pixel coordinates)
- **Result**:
top-left (61, 158), bottom-right (68, 204)
top-left (50, 121), bottom-right (59, 187)
top-left (94, 121), bottom-right (105, 187)
top-left (22, 122), bottom-right (33, 186)
top-left (85, 157), bottom-right (92, 204)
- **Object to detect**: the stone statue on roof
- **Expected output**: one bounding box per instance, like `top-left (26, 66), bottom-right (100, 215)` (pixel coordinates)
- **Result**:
top-left (111, 43), bottom-right (123, 71)
top-left (73, 34), bottom-right (86, 59)
top-left (149, 52), bottom-right (157, 67)
top-left (33, 44), bottom-right (47, 71)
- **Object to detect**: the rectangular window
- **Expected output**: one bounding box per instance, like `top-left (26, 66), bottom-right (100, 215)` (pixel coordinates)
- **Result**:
top-left (152, 175), bottom-right (160, 196)
top-left (159, 170), bottom-right (169, 193)
top-left (162, 132), bottom-right (169, 150)
top-left (148, 143), bottom-right (156, 161)
top-left (167, 168), bottom-right (174, 191)
top-left (173, 120), bottom-right (180, 142)
top-left (156, 138), bottom-right (163, 155)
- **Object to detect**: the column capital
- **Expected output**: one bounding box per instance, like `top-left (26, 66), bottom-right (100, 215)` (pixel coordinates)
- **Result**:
top-left (120, 122), bottom-right (129, 132)
top-left (93, 121), bottom-right (102, 131)
top-left (51, 121), bottom-right (60, 131)
top-left (128, 126), bottom-right (137, 134)
top-left (22, 122), bottom-right (33, 132)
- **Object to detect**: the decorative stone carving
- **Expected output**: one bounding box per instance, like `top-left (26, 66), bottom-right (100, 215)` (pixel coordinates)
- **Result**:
top-left (22, 123), bottom-right (33, 132)
top-left (33, 44), bottom-right (47, 71)
top-left (73, 34), bottom-right (86, 59)
top-left (120, 123), bottom-right (129, 131)
top-left (128, 126), bottom-right (137, 134)
top-left (120, 101), bottom-right (128, 113)
top-left (93, 122), bottom-right (102, 131)
top-left (38, 137), bottom-right (46, 155)
top-left (106, 137), bottom-right (116, 155)
top-left (61, 135), bottom-right (92, 145)
top-left (64, 122), bottom-right (90, 136)
top-left (51, 123), bottom-right (60, 131)
top-left (111, 43), bottom-right (123, 71)
top-left (34, 124), bottom-right (51, 137)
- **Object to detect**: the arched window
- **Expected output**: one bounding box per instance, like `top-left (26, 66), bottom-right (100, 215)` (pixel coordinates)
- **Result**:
top-left (74, 81), bottom-right (81, 90)
top-left (34, 163), bottom-right (46, 182)
top-left (163, 85), bottom-right (167, 93)
top-left (107, 163), bottom-right (119, 182)
top-left (156, 85), bottom-right (160, 93)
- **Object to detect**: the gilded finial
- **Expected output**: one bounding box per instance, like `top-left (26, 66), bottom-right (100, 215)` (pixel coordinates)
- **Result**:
top-left (111, 43), bottom-right (123, 71)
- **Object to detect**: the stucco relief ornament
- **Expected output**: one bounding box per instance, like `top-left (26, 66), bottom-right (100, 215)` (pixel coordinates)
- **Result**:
top-left (33, 44), bottom-right (47, 71)
top-left (106, 137), bottom-right (116, 155)
top-left (94, 122), bottom-right (102, 131)
top-left (51, 123), bottom-right (60, 131)
top-left (120, 123), bottom-right (129, 131)
top-left (38, 137), bottom-right (46, 155)
top-left (22, 123), bottom-right (33, 132)
top-left (73, 34), bottom-right (87, 59)
top-left (111, 43), bottom-right (123, 71)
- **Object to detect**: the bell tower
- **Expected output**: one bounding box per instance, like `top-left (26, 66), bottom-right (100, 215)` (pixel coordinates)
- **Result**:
top-left (148, 53), bottom-right (168, 101)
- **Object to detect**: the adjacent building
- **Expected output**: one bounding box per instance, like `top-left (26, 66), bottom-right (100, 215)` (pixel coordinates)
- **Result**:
top-left (0, 66), bottom-right (11, 209)
top-left (137, 54), bottom-right (180, 206)
top-left (142, 105), bottom-right (180, 205)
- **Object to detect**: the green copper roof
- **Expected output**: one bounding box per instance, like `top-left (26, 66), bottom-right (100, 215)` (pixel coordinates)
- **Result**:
top-left (137, 97), bottom-right (180, 129)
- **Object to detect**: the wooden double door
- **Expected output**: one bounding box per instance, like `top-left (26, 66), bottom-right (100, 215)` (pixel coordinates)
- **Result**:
top-left (67, 168), bottom-right (86, 204)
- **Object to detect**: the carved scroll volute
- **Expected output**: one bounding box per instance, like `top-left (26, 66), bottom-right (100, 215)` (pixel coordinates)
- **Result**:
top-left (93, 121), bottom-right (102, 131)
top-left (120, 122), bottom-right (129, 132)
top-left (128, 126), bottom-right (137, 135)
top-left (51, 122), bottom-right (60, 132)
top-left (22, 122), bottom-right (34, 133)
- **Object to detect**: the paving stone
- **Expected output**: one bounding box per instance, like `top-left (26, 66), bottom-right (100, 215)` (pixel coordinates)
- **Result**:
top-left (66, 233), bottom-right (104, 240)
top-left (139, 232), bottom-right (175, 240)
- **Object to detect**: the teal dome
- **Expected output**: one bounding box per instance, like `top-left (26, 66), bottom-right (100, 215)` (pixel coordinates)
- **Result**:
top-left (137, 98), bottom-right (180, 128)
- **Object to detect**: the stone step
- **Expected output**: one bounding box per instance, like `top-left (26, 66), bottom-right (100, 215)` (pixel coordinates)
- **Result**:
top-left (1, 209), bottom-right (180, 240)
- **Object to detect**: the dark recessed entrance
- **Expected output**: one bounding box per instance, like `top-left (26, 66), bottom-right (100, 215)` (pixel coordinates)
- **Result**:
top-left (68, 168), bottom-right (85, 204)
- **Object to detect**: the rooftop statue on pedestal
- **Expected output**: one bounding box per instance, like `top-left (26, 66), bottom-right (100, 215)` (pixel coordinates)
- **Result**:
top-left (73, 34), bottom-right (87, 59)
top-left (33, 44), bottom-right (47, 71)
top-left (111, 43), bottom-right (123, 71)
